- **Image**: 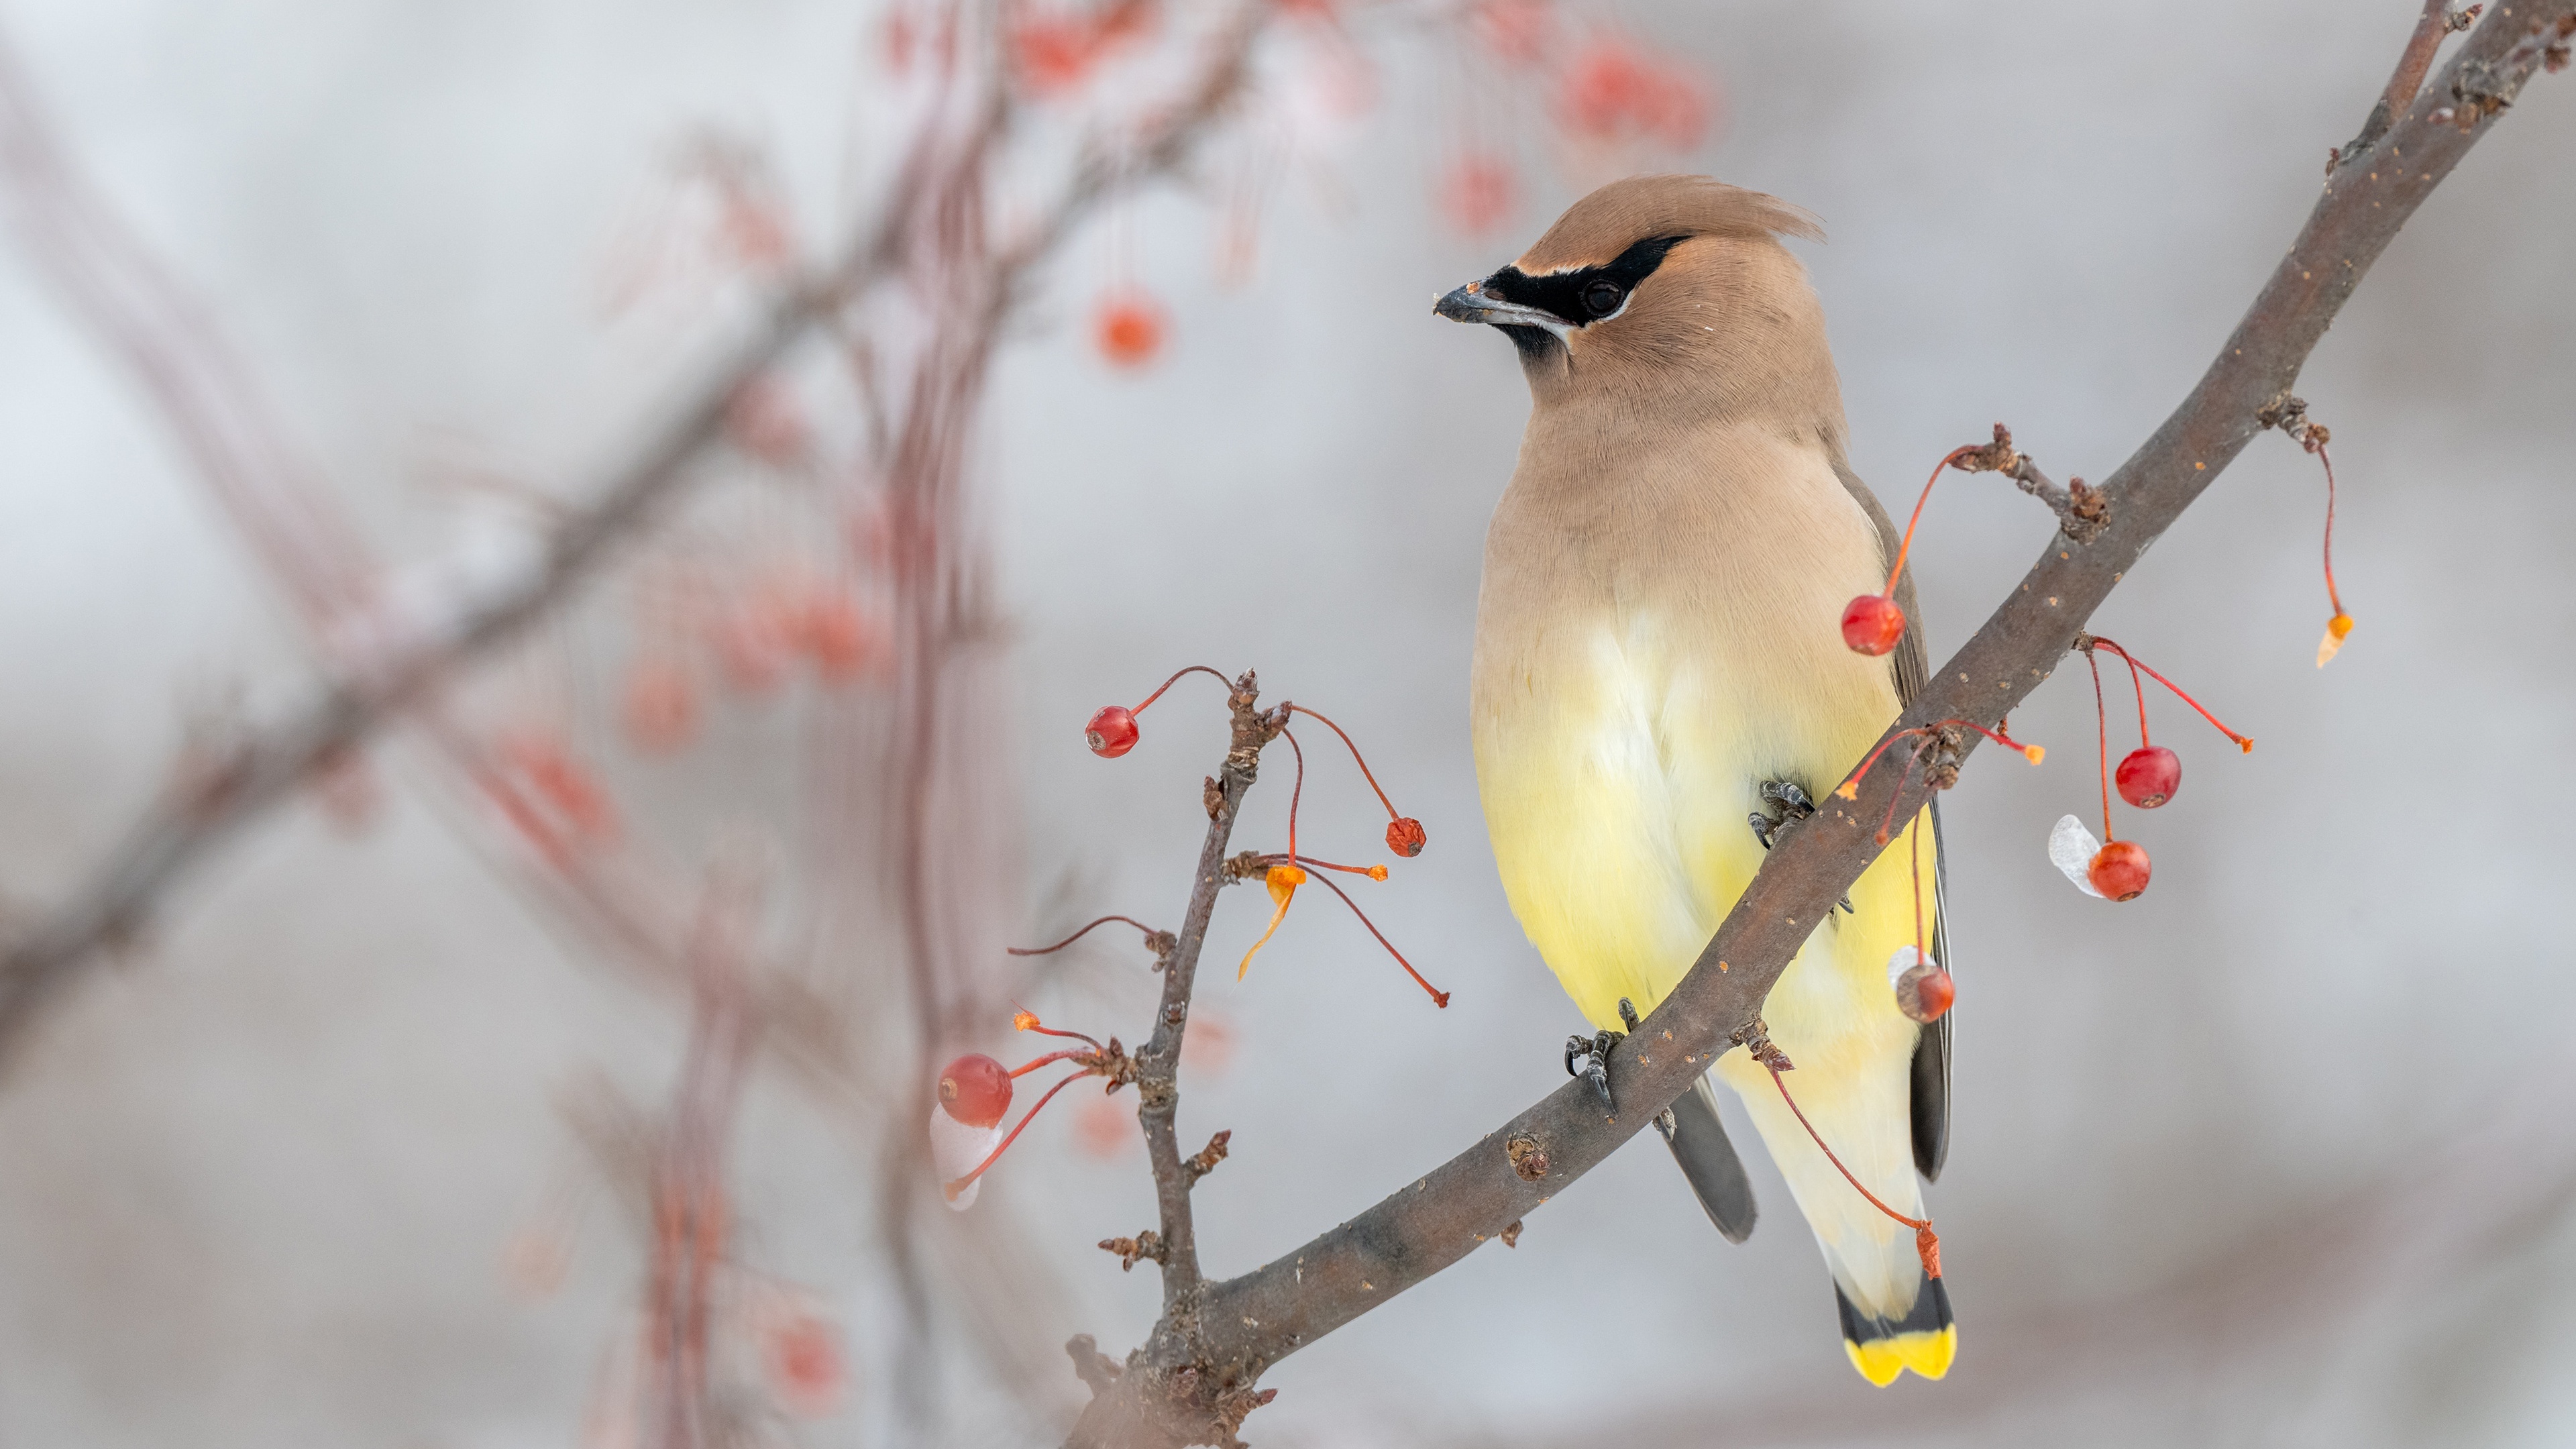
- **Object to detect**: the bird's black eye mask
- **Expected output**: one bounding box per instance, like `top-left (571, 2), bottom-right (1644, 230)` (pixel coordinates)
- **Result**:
top-left (1483, 234), bottom-right (1688, 333)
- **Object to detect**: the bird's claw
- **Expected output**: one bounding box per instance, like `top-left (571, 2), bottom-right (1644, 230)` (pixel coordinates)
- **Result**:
top-left (1566, 997), bottom-right (1644, 1111)
top-left (1752, 780), bottom-right (1855, 914)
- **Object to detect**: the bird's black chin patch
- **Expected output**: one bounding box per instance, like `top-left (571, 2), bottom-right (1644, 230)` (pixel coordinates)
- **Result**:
top-left (1498, 323), bottom-right (1560, 360)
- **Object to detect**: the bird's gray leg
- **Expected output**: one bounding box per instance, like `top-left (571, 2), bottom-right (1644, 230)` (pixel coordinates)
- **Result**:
top-left (1752, 779), bottom-right (1855, 915)
top-left (1564, 997), bottom-right (1644, 1112)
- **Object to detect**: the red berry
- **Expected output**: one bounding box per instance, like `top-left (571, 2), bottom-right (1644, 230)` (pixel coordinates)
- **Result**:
top-left (1840, 594), bottom-right (1905, 656)
top-left (2087, 840), bottom-right (2153, 902)
top-left (1894, 963), bottom-right (1955, 1024)
top-left (936, 1053), bottom-right (1013, 1128)
top-left (1386, 816), bottom-right (1427, 857)
top-left (1085, 705), bottom-right (1139, 758)
top-left (2115, 745), bottom-right (2181, 809)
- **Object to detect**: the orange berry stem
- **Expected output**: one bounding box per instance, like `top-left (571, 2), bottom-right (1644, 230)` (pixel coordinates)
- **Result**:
top-left (2087, 646), bottom-right (2112, 840)
top-left (1766, 1065), bottom-right (1940, 1277)
top-left (1011, 1010), bottom-right (1103, 1051)
top-left (1008, 1049), bottom-right (1095, 1079)
top-left (1910, 805), bottom-right (1927, 961)
top-left (1131, 665), bottom-right (1232, 716)
top-left (943, 1068), bottom-right (1092, 1199)
top-left (1281, 727), bottom-right (1305, 867)
top-left (2318, 443), bottom-right (2345, 620)
top-left (1874, 739), bottom-right (1931, 846)
top-left (1300, 867), bottom-right (1450, 1008)
top-left (1007, 915), bottom-right (1161, 957)
top-left (1282, 854), bottom-right (1389, 881)
top-left (1880, 445), bottom-right (1980, 598)
top-left (2088, 637), bottom-right (2253, 752)
top-left (1286, 703), bottom-right (1406, 824)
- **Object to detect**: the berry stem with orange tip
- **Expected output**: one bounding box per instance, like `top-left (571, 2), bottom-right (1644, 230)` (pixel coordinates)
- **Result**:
top-left (2084, 636), bottom-right (2253, 751)
top-left (1765, 1065), bottom-right (1940, 1278)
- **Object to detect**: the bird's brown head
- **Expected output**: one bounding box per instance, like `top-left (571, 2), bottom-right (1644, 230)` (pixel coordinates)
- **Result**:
top-left (1435, 174), bottom-right (1839, 425)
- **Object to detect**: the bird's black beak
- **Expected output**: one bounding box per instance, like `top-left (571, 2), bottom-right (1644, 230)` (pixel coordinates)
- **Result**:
top-left (1434, 277), bottom-right (1565, 332)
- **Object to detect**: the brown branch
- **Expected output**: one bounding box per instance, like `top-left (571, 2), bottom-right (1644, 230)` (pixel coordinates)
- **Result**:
top-left (1064, 672), bottom-right (1282, 1449)
top-left (0, 3), bottom-right (1271, 1070)
top-left (1949, 422), bottom-right (2109, 545)
top-left (1061, 4), bottom-right (2575, 1440)
top-left (2334, 0), bottom-right (2478, 167)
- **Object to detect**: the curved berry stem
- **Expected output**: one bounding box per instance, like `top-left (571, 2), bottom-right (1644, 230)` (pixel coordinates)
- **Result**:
top-left (1284, 704), bottom-right (1405, 824)
top-left (1766, 1066), bottom-right (1939, 1277)
top-left (1881, 445), bottom-right (1981, 597)
top-left (1008, 1048), bottom-right (1095, 1078)
top-left (1297, 865), bottom-right (1448, 1008)
top-left (1007, 915), bottom-right (1162, 957)
top-left (2089, 637), bottom-right (2253, 751)
top-left (2086, 645), bottom-right (2113, 841)
top-left (1131, 665), bottom-right (1233, 716)
top-left (942, 1068), bottom-right (1092, 1199)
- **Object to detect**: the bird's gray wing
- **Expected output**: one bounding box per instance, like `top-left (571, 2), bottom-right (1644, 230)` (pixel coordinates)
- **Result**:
top-left (1833, 458), bottom-right (1952, 1182)
top-left (1666, 1078), bottom-right (1759, 1242)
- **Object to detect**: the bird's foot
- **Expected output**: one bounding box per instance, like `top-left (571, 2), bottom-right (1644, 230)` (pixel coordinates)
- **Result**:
top-left (1748, 779), bottom-right (1815, 852)
top-left (1752, 780), bottom-right (1854, 914)
top-left (1564, 997), bottom-right (1646, 1112)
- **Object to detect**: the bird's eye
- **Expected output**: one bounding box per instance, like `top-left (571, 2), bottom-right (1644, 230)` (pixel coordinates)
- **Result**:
top-left (1582, 278), bottom-right (1626, 318)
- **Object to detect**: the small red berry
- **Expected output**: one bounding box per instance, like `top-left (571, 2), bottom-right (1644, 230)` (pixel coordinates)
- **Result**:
top-left (936, 1053), bottom-right (1013, 1128)
top-left (1085, 704), bottom-right (1139, 757)
top-left (2087, 840), bottom-right (2153, 902)
top-left (2116, 745), bottom-right (2181, 809)
top-left (1894, 962), bottom-right (1955, 1024)
top-left (1386, 816), bottom-right (1427, 857)
top-left (1840, 594), bottom-right (1905, 657)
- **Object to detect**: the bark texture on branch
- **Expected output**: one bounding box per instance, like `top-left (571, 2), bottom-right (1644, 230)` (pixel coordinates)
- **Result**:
top-left (1063, 4), bottom-right (2573, 1440)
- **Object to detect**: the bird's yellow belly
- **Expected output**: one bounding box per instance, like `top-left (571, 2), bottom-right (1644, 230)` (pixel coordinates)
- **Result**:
top-left (1470, 624), bottom-right (1929, 1081)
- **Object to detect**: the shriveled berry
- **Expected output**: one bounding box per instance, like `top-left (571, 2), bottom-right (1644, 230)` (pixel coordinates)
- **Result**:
top-left (1386, 816), bottom-right (1427, 857)
top-left (2116, 745), bottom-right (2181, 809)
top-left (1840, 594), bottom-right (1905, 657)
top-left (936, 1053), bottom-right (1013, 1128)
top-left (1085, 705), bottom-right (1139, 758)
top-left (2087, 840), bottom-right (2153, 902)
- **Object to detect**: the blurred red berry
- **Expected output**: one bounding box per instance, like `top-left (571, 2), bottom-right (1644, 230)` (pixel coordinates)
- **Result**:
top-left (1075, 1093), bottom-right (1134, 1159)
top-left (2115, 745), bottom-right (2181, 809)
top-left (1559, 38), bottom-right (1712, 150)
top-left (937, 1053), bottom-right (1013, 1128)
top-left (1440, 153), bottom-right (1517, 237)
top-left (1091, 292), bottom-right (1169, 368)
top-left (1386, 816), bottom-right (1427, 857)
top-left (1086, 705), bottom-right (1139, 757)
top-left (622, 659), bottom-right (699, 755)
top-left (1841, 594), bottom-right (1905, 656)
top-left (1472, 0), bottom-right (1554, 65)
top-left (767, 1311), bottom-right (845, 1417)
top-left (2087, 840), bottom-right (2153, 902)
top-left (1012, 14), bottom-right (1099, 95)
top-left (802, 593), bottom-right (884, 685)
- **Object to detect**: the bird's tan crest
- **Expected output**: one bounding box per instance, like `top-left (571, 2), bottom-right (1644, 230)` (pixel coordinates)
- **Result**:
top-left (1516, 174), bottom-right (1823, 274)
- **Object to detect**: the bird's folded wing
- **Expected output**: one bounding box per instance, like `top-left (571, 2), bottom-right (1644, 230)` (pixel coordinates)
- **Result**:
top-left (1666, 1077), bottom-right (1759, 1242)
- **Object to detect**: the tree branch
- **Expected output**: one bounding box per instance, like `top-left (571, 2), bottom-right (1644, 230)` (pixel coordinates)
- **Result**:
top-left (1062, 3), bottom-right (2575, 1440)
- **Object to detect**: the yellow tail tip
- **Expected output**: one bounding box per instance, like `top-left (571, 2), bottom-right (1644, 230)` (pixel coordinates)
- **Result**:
top-left (1844, 1325), bottom-right (1957, 1385)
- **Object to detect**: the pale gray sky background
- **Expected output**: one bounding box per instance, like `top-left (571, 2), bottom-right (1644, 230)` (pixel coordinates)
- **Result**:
top-left (1, 3), bottom-right (2572, 1447)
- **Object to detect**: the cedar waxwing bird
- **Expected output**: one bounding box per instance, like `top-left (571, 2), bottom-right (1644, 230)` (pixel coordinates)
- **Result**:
top-left (1438, 174), bottom-right (1955, 1385)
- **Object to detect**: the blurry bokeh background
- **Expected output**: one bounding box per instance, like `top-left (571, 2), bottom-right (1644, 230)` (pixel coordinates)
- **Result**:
top-left (2, 1), bottom-right (2572, 1446)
